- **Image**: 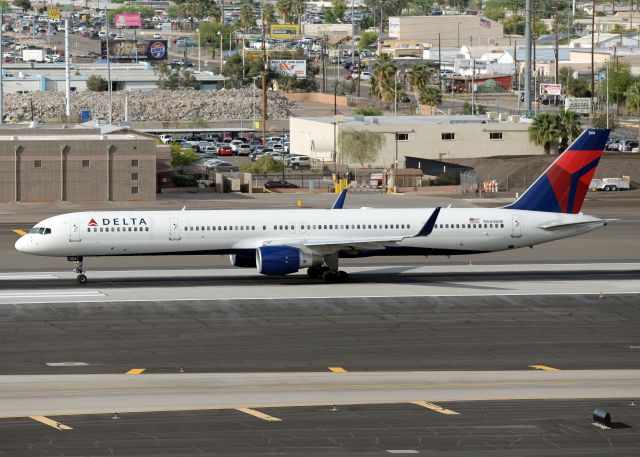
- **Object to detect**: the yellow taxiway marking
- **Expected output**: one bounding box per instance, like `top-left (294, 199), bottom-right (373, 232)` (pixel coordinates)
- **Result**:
top-left (530, 365), bottom-right (560, 371)
top-left (126, 368), bottom-right (146, 375)
top-left (329, 367), bottom-right (348, 373)
top-left (411, 401), bottom-right (460, 415)
top-left (30, 416), bottom-right (73, 430)
top-left (236, 408), bottom-right (282, 421)
top-left (13, 229), bottom-right (27, 236)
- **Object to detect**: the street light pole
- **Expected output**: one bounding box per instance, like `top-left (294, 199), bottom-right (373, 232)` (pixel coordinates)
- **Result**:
top-left (197, 28), bottom-right (201, 72)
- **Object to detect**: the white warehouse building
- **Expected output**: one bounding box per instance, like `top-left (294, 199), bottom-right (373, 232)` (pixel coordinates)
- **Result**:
top-left (290, 115), bottom-right (544, 169)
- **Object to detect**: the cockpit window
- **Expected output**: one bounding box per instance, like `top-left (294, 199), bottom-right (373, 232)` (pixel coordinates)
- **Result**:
top-left (28, 227), bottom-right (51, 235)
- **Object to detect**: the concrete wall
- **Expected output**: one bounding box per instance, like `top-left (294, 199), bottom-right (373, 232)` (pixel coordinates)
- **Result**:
top-left (0, 131), bottom-right (158, 202)
top-left (291, 116), bottom-right (544, 169)
top-left (389, 16), bottom-right (503, 46)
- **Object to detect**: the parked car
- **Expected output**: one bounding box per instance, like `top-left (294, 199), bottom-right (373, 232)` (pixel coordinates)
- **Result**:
top-left (229, 139), bottom-right (244, 152)
top-left (249, 147), bottom-right (273, 161)
top-left (210, 161), bottom-right (238, 172)
top-left (265, 180), bottom-right (299, 189)
top-left (217, 145), bottom-right (234, 156)
top-left (200, 145), bottom-right (218, 155)
top-left (236, 143), bottom-right (252, 156)
top-left (624, 140), bottom-right (639, 152)
top-left (288, 155), bottom-right (310, 170)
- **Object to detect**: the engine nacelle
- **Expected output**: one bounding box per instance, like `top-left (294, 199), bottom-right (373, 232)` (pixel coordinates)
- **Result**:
top-left (229, 253), bottom-right (256, 268)
top-left (256, 246), bottom-right (321, 276)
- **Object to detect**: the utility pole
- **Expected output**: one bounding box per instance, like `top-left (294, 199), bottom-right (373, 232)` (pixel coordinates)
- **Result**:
top-left (64, 16), bottom-right (71, 124)
top-left (0, 6), bottom-right (4, 124)
top-left (591, 0), bottom-right (595, 114)
top-left (554, 2), bottom-right (559, 85)
top-left (438, 33), bottom-right (442, 90)
top-left (350, 0), bottom-right (355, 67)
top-left (524, 0), bottom-right (532, 112)
top-left (106, 5), bottom-right (112, 124)
top-left (261, 0), bottom-right (267, 144)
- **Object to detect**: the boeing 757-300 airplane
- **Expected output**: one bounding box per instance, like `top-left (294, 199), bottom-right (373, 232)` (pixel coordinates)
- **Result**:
top-left (16, 128), bottom-right (610, 284)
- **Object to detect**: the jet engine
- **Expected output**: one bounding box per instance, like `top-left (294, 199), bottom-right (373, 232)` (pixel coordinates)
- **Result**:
top-left (256, 246), bottom-right (322, 276)
top-left (229, 253), bottom-right (256, 268)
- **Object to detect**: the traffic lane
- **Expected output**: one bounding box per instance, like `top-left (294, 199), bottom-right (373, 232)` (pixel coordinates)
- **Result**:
top-left (2, 399), bottom-right (639, 457)
top-left (1, 294), bottom-right (640, 374)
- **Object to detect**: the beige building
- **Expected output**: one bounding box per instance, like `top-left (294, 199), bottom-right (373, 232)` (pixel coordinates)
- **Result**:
top-left (388, 15), bottom-right (504, 47)
top-left (0, 126), bottom-right (167, 202)
top-left (290, 115), bottom-right (543, 169)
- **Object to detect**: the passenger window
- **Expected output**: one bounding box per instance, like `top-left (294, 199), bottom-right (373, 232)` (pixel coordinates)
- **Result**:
top-left (99, 227), bottom-right (103, 232)
top-left (484, 224), bottom-right (487, 228)
top-left (87, 228), bottom-right (91, 232)
top-left (252, 226), bottom-right (255, 230)
top-left (145, 227), bottom-right (149, 231)
top-left (501, 224), bottom-right (504, 228)
top-left (263, 226), bottom-right (267, 230)
top-left (490, 224), bottom-right (493, 228)
top-left (456, 224), bottom-right (459, 228)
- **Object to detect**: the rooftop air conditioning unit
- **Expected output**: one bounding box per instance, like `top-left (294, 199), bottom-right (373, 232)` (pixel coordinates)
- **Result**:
top-left (487, 112), bottom-right (498, 120)
top-left (498, 113), bottom-right (509, 121)
top-left (510, 115), bottom-right (520, 123)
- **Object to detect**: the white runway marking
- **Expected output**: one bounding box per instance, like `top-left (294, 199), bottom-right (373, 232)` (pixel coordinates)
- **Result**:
top-left (0, 274), bottom-right (58, 280)
top-left (0, 291), bottom-right (104, 300)
top-left (46, 362), bottom-right (89, 367)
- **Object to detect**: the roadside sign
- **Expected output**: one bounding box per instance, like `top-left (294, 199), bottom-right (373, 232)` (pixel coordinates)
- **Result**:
top-left (564, 97), bottom-right (591, 113)
top-left (270, 24), bottom-right (300, 39)
top-left (47, 9), bottom-right (61, 19)
top-left (540, 83), bottom-right (562, 96)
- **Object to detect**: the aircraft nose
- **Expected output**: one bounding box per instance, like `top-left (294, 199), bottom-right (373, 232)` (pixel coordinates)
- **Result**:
top-left (15, 235), bottom-right (33, 254)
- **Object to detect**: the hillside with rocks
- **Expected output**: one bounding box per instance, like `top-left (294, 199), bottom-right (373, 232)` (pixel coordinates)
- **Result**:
top-left (1, 88), bottom-right (296, 123)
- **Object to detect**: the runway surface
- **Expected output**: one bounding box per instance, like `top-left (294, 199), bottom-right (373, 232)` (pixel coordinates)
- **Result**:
top-left (2, 370), bottom-right (640, 418)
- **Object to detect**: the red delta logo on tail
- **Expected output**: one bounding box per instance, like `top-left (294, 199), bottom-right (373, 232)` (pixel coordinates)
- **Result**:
top-left (506, 129), bottom-right (610, 214)
top-left (88, 218), bottom-right (98, 227)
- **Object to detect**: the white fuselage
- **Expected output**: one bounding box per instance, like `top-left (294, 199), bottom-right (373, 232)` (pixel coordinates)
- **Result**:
top-left (15, 207), bottom-right (605, 259)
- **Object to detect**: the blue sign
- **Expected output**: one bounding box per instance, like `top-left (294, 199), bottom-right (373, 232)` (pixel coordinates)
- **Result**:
top-left (80, 110), bottom-right (91, 123)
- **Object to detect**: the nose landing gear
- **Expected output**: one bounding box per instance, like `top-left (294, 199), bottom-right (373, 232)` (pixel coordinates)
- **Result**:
top-left (68, 256), bottom-right (87, 285)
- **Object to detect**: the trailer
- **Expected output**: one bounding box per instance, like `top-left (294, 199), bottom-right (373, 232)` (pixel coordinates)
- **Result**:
top-left (590, 176), bottom-right (631, 191)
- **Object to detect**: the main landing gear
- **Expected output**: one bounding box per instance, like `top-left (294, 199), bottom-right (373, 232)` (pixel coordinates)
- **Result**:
top-left (306, 265), bottom-right (349, 283)
top-left (68, 256), bottom-right (87, 285)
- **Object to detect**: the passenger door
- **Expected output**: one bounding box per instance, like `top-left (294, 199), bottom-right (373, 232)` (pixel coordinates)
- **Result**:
top-left (69, 220), bottom-right (81, 242)
top-left (511, 215), bottom-right (522, 238)
top-left (169, 219), bottom-right (181, 241)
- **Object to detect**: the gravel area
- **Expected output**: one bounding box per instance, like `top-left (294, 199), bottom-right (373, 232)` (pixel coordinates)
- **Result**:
top-left (2, 88), bottom-right (296, 123)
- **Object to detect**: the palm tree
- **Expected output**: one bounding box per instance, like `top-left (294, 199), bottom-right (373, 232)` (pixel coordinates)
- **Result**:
top-left (408, 64), bottom-right (431, 98)
top-left (419, 86), bottom-right (442, 113)
top-left (625, 81), bottom-right (640, 141)
top-left (370, 53), bottom-right (397, 102)
top-left (529, 112), bottom-right (561, 155)
top-left (275, 0), bottom-right (292, 23)
top-left (262, 2), bottom-right (276, 28)
top-left (289, 0), bottom-right (306, 27)
top-left (238, 4), bottom-right (255, 32)
top-left (557, 109), bottom-right (582, 150)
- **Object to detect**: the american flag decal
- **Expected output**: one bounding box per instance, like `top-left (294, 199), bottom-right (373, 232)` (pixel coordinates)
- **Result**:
top-left (480, 17), bottom-right (491, 28)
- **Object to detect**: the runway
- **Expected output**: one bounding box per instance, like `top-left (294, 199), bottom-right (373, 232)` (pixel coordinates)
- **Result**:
top-left (0, 263), bottom-right (639, 304)
top-left (2, 370), bottom-right (640, 418)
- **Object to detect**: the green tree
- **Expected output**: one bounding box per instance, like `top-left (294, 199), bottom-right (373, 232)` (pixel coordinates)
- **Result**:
top-left (529, 112), bottom-right (562, 155)
top-left (502, 14), bottom-right (524, 35)
top-left (558, 66), bottom-right (573, 88)
top-left (419, 85), bottom-right (442, 108)
top-left (335, 80), bottom-right (356, 95)
top-left (408, 63), bottom-right (431, 98)
top-left (240, 155), bottom-right (284, 173)
top-left (370, 53), bottom-right (397, 102)
top-left (171, 145), bottom-right (200, 169)
top-left (625, 81), bottom-right (640, 141)
top-left (289, 0), bottom-right (306, 25)
top-left (597, 60), bottom-right (633, 107)
top-left (332, 0), bottom-right (347, 21)
top-left (567, 77), bottom-right (591, 97)
top-left (86, 75), bottom-right (108, 92)
top-left (591, 112), bottom-right (618, 131)
top-left (339, 129), bottom-right (387, 166)
top-left (156, 63), bottom-right (200, 90)
top-left (355, 106), bottom-right (383, 116)
top-left (409, 0), bottom-right (434, 15)
top-left (358, 31), bottom-right (378, 50)
top-left (262, 2), bottom-right (276, 28)
top-left (483, 0), bottom-right (505, 21)
top-left (13, 0), bottom-right (30, 11)
top-left (557, 109), bottom-right (582, 150)
top-left (275, 0), bottom-right (291, 23)
top-left (238, 4), bottom-right (256, 31)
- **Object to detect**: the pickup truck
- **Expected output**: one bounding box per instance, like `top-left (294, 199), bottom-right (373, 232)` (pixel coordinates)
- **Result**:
top-left (590, 176), bottom-right (631, 191)
top-left (287, 156), bottom-right (310, 170)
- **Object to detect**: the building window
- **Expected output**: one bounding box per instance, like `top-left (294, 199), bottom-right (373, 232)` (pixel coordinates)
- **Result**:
top-left (131, 186), bottom-right (139, 195)
top-left (489, 132), bottom-right (503, 140)
top-left (34, 160), bottom-right (42, 168)
top-left (82, 160), bottom-right (90, 168)
top-left (131, 159), bottom-right (139, 167)
top-left (396, 133), bottom-right (409, 141)
top-left (441, 133), bottom-right (455, 141)
top-left (131, 172), bottom-right (139, 181)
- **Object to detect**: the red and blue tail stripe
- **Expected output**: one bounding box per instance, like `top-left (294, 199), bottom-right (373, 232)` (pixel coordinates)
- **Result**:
top-left (506, 128), bottom-right (610, 214)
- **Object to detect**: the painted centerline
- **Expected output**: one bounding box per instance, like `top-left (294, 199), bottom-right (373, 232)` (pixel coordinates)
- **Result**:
top-left (236, 408), bottom-right (282, 421)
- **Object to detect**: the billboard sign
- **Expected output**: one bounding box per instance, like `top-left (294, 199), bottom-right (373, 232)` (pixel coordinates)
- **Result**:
top-left (540, 83), bottom-right (562, 96)
top-left (101, 39), bottom-right (168, 61)
top-left (389, 17), bottom-right (400, 38)
top-left (270, 24), bottom-right (300, 39)
top-left (114, 13), bottom-right (141, 28)
top-left (564, 97), bottom-right (591, 114)
top-left (269, 59), bottom-right (307, 78)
